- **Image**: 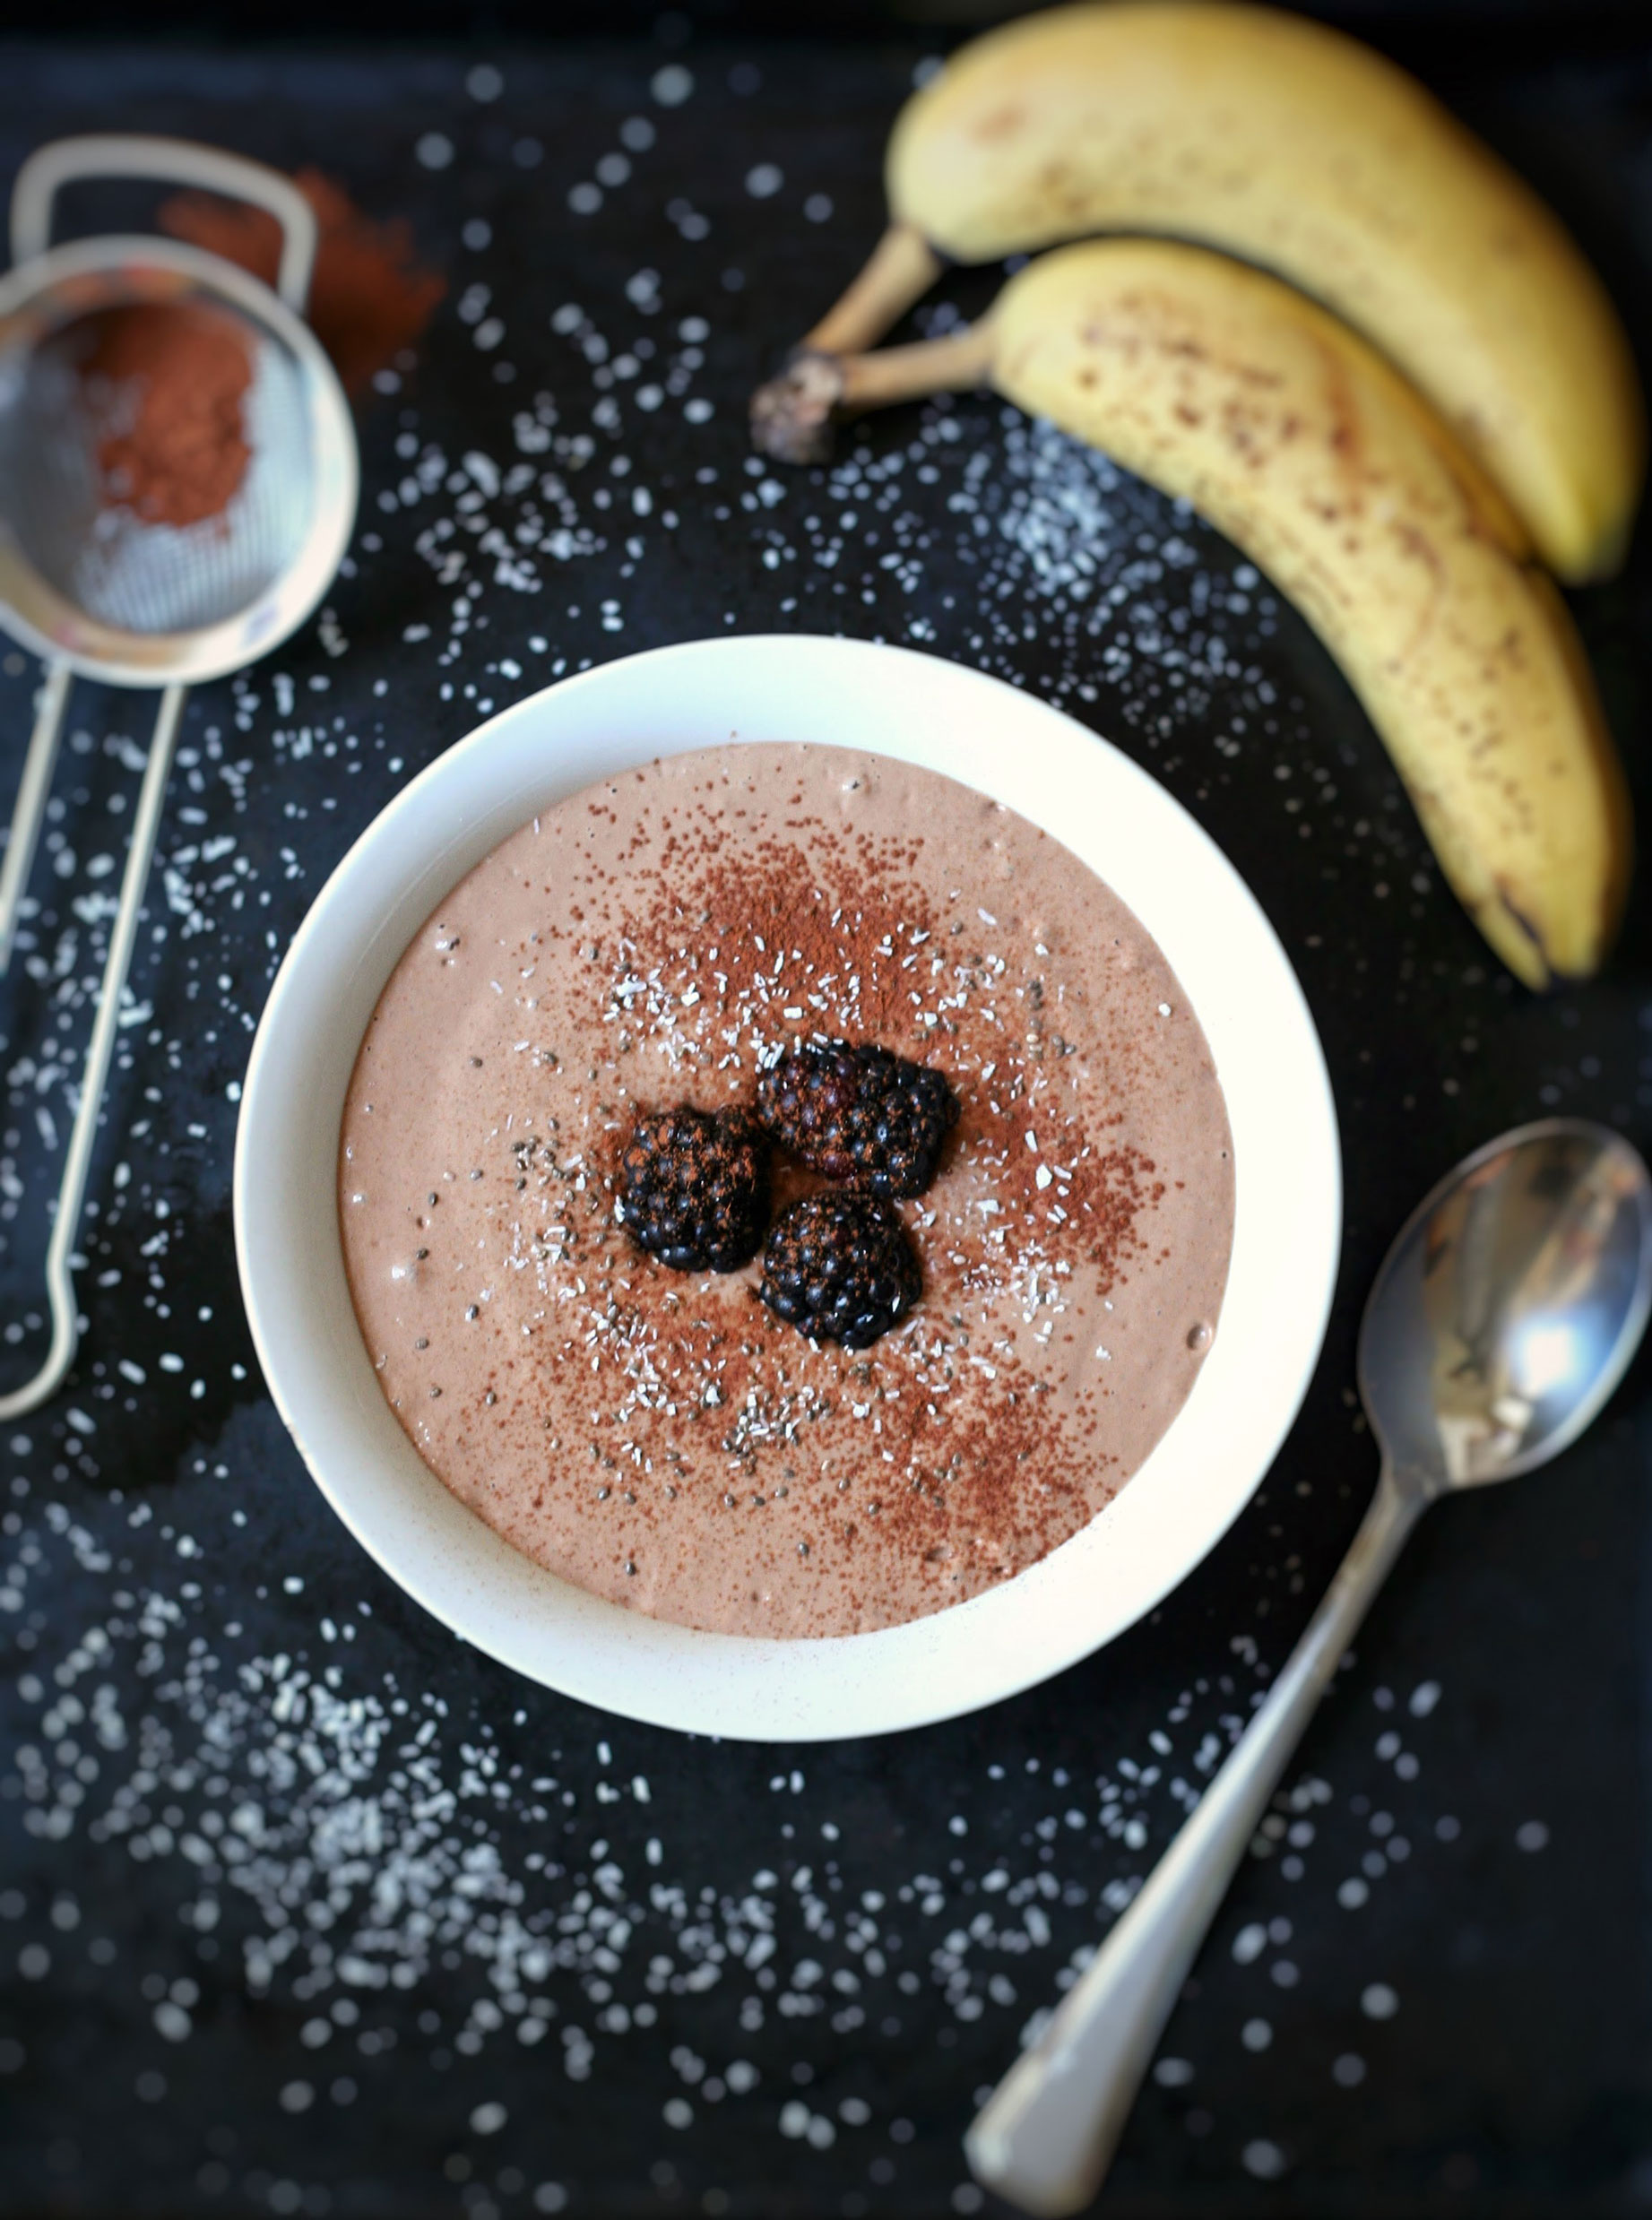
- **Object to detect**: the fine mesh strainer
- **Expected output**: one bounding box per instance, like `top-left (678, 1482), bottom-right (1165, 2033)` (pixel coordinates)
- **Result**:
top-left (0, 136), bottom-right (359, 1416)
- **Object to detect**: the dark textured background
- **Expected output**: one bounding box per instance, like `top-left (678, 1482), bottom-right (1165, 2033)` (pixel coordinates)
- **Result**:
top-left (1, 22), bottom-right (1650, 2220)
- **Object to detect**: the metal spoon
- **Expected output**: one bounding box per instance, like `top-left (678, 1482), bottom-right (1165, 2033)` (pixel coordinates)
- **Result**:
top-left (967, 1117), bottom-right (1652, 2215)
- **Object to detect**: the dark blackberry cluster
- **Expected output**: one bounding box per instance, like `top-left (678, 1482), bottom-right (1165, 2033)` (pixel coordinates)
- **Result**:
top-left (758, 1191), bottom-right (921, 1349)
top-left (620, 1041), bottom-right (956, 1345)
top-left (756, 1041), bottom-right (959, 1198)
top-left (616, 1105), bottom-right (769, 1273)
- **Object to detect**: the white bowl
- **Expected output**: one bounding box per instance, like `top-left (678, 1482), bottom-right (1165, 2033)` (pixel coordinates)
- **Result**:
top-left (235, 635), bottom-right (1339, 1741)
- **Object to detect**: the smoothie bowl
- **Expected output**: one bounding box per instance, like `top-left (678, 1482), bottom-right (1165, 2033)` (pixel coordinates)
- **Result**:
top-left (234, 635), bottom-right (1340, 1740)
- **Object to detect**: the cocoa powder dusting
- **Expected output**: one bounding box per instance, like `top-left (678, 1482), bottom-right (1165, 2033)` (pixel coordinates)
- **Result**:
top-left (588, 823), bottom-right (1157, 1594)
top-left (81, 300), bottom-right (254, 530)
top-left (160, 169), bottom-right (445, 395)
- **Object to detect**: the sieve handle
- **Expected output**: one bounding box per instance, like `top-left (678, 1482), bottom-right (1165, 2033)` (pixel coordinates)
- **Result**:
top-left (0, 684), bottom-right (188, 1421)
top-left (10, 134), bottom-right (317, 313)
top-left (0, 661), bottom-right (72, 976)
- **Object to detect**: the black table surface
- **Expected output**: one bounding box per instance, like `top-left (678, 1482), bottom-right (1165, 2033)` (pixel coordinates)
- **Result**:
top-left (2, 30), bottom-right (1651, 2220)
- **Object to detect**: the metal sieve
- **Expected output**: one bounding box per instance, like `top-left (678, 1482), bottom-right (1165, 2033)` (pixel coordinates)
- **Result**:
top-left (0, 135), bottom-right (359, 1416)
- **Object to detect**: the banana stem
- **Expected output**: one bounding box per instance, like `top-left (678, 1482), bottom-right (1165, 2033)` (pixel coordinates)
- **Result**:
top-left (838, 323), bottom-right (999, 410)
top-left (802, 222), bottom-right (946, 358)
top-left (751, 322), bottom-right (998, 465)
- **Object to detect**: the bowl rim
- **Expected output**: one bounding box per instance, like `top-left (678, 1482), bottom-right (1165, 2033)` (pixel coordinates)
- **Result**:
top-left (234, 633), bottom-right (1341, 1741)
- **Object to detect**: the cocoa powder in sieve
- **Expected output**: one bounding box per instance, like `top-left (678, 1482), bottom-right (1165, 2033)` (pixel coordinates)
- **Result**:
top-left (79, 167), bottom-right (442, 536)
top-left (82, 299), bottom-right (255, 531)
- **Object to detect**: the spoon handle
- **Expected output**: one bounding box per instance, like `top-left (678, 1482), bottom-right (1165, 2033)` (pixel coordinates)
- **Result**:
top-left (965, 1464), bottom-right (1429, 2216)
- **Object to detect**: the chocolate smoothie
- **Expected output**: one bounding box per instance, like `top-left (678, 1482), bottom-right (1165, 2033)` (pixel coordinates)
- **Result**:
top-left (339, 744), bottom-right (1233, 1637)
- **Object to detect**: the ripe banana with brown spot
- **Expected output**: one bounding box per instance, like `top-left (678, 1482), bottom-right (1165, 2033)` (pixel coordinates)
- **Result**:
top-left (757, 0), bottom-right (1642, 582)
top-left (753, 241), bottom-right (1630, 989)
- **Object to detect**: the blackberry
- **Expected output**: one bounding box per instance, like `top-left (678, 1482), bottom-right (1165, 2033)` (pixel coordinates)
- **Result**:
top-left (757, 1040), bottom-right (959, 1197)
top-left (617, 1104), bottom-right (769, 1273)
top-left (759, 1191), bottom-right (921, 1349)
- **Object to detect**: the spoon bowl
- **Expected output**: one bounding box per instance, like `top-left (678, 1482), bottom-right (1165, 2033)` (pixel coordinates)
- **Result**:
top-left (1359, 1118), bottom-right (1652, 1493)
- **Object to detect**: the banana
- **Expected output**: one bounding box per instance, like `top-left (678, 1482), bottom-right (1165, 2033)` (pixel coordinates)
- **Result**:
top-left (751, 240), bottom-right (1631, 989)
top-left (760, 1), bottom-right (1643, 582)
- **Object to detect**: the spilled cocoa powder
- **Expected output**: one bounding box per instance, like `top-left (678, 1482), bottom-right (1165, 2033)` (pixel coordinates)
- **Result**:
top-left (160, 168), bottom-right (445, 395)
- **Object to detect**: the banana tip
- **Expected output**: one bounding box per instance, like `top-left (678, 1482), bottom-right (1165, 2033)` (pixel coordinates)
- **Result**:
top-left (750, 351), bottom-right (845, 465)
